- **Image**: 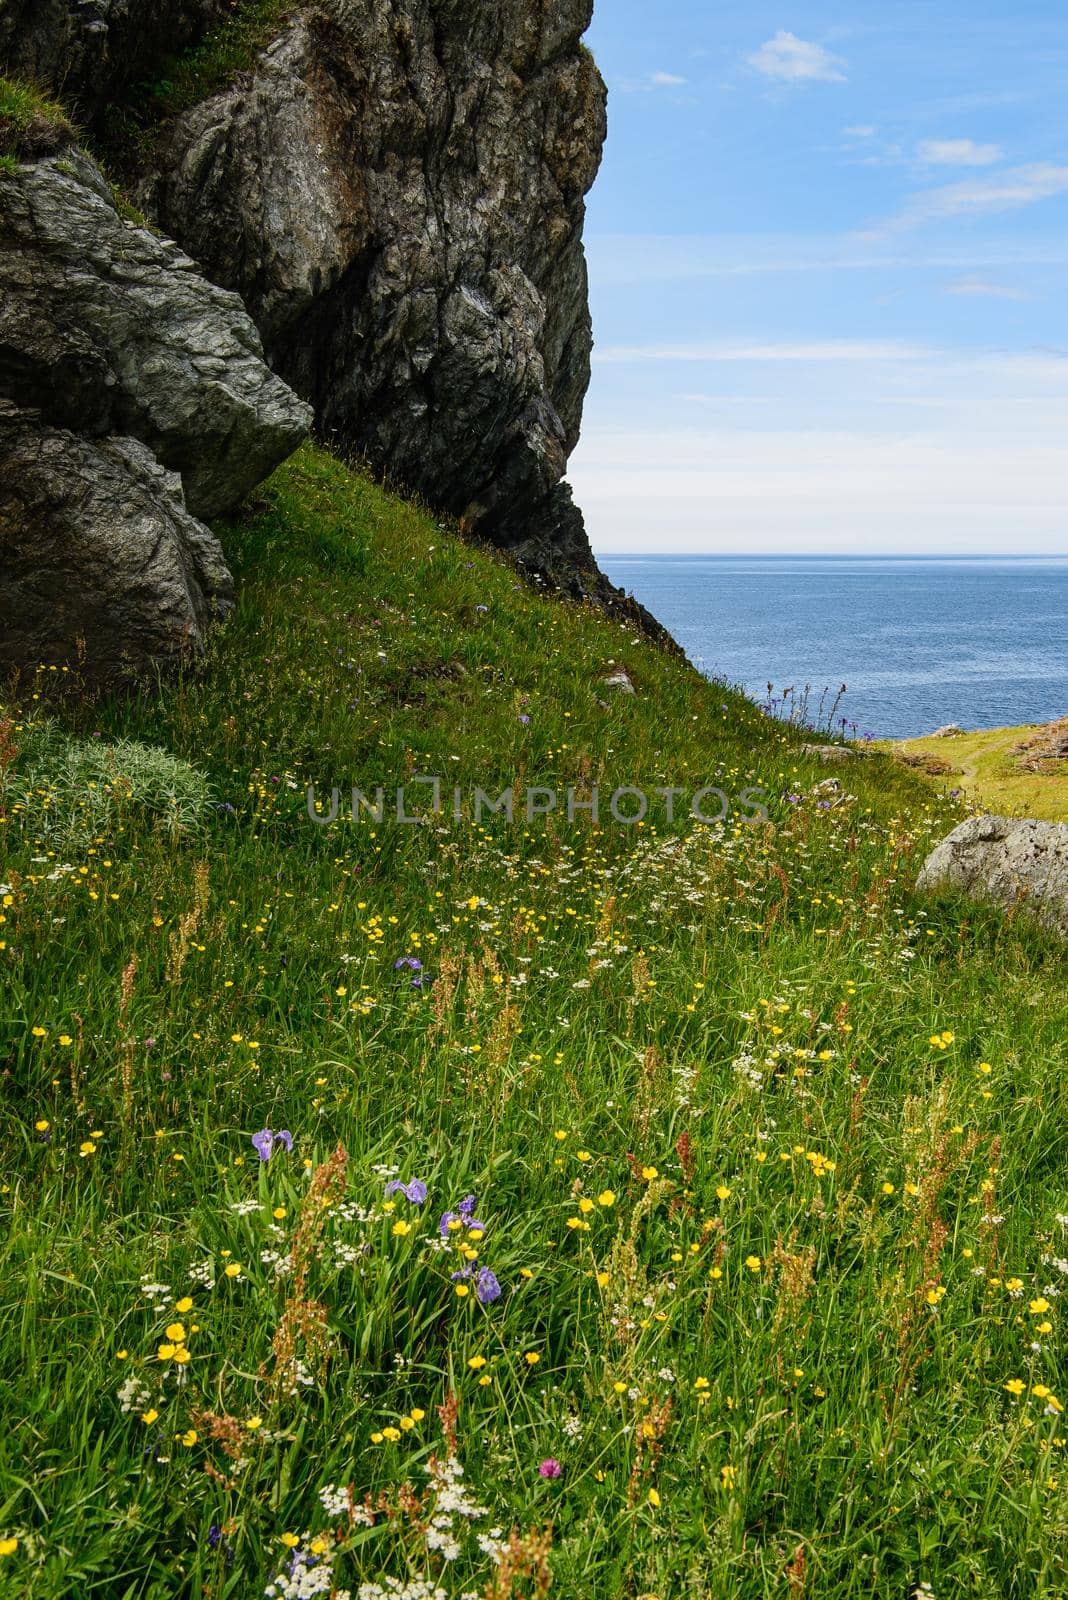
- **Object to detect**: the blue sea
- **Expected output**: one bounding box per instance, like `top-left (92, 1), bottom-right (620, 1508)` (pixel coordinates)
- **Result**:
top-left (599, 556), bottom-right (1068, 741)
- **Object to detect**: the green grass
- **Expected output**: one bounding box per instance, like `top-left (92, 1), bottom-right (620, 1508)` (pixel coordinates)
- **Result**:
top-left (0, 76), bottom-right (74, 162)
top-left (1, 443), bottom-right (1067, 1598)
top-left (884, 726), bottom-right (1068, 824)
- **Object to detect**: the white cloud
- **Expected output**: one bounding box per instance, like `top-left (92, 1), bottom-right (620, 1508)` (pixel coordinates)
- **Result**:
top-left (650, 70), bottom-right (686, 86)
top-left (618, 70), bottom-right (687, 93)
top-left (843, 124), bottom-right (876, 138)
top-left (945, 275), bottom-right (1029, 300)
top-left (917, 138), bottom-right (1004, 167)
top-left (594, 339), bottom-right (930, 365)
top-left (863, 163), bottom-right (1068, 237)
top-left (748, 31), bottom-right (846, 84)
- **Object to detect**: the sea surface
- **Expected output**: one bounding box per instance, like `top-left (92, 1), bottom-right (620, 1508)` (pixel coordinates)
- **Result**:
top-left (599, 556), bottom-right (1068, 741)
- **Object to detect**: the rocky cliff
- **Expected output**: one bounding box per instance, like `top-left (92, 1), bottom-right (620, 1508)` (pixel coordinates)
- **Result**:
top-left (1, 0), bottom-right (674, 683)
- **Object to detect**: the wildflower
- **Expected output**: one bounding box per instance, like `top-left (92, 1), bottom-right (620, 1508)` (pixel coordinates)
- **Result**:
top-left (694, 1377), bottom-right (710, 1390)
top-left (745, 1255), bottom-right (761, 1272)
top-left (79, 1140), bottom-right (97, 1157)
top-left (224, 1263), bottom-right (243, 1278)
top-left (142, 1409), bottom-right (159, 1425)
top-left (392, 1220), bottom-right (411, 1237)
top-left (385, 1178), bottom-right (428, 1204)
top-left (476, 1268), bottom-right (502, 1304)
top-left (524, 1351), bottom-right (541, 1365)
top-left (175, 1297), bottom-right (193, 1313)
top-left (164, 1323), bottom-right (186, 1343)
top-left (34, 1119), bottom-right (49, 1132)
top-left (59, 1035), bottom-right (72, 1047)
top-left (881, 1183), bottom-right (895, 1195)
top-left (180, 1429), bottom-right (197, 1447)
top-left (281, 1533), bottom-right (300, 1548)
top-left (720, 1464), bottom-right (736, 1490)
top-left (455, 1284), bottom-right (469, 1297)
top-left (245, 1416), bottom-right (262, 1430)
top-left (468, 1355), bottom-right (487, 1370)
top-left (157, 1343), bottom-right (176, 1361)
top-left (597, 1190), bottom-right (616, 1207)
top-left (1030, 1298), bottom-right (1051, 1315)
top-left (0, 1539), bottom-right (17, 1556)
top-left (596, 1271), bottom-right (610, 1288)
top-left (539, 1458), bottom-right (562, 1479)
top-left (641, 1166), bottom-right (659, 1181)
top-left (1005, 1379), bottom-right (1026, 1396)
top-left (715, 1185), bottom-right (731, 1201)
top-left (576, 1151), bottom-right (591, 1163)
top-left (578, 1197), bottom-right (594, 1214)
top-left (647, 1487), bottom-right (661, 1507)
top-left (251, 1129), bottom-right (293, 1162)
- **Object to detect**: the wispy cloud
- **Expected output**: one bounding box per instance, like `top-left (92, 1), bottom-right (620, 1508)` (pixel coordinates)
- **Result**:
top-left (946, 275), bottom-right (1030, 300)
top-left (917, 138), bottom-right (1003, 167)
top-left (618, 70), bottom-right (688, 93)
top-left (748, 31), bottom-right (846, 84)
top-left (594, 340), bottom-right (930, 365)
top-left (863, 164), bottom-right (1068, 237)
top-left (842, 124), bottom-right (876, 138)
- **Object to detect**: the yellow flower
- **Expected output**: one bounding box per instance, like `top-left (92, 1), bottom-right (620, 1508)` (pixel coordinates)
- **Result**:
top-left (720, 1464), bottom-right (736, 1490)
top-left (881, 1183), bottom-right (895, 1195)
top-left (1030, 1298), bottom-right (1051, 1315)
top-left (576, 1150), bottom-right (591, 1163)
top-left (478, 1374), bottom-right (492, 1387)
top-left (245, 1416), bottom-right (262, 1430)
top-left (382, 1426), bottom-right (401, 1442)
top-left (370, 1432), bottom-right (384, 1444)
top-left (224, 1263), bottom-right (242, 1278)
top-left (400, 1416), bottom-right (415, 1431)
top-left (59, 1035), bottom-right (73, 1047)
top-left (613, 1381), bottom-right (627, 1393)
top-left (79, 1140), bottom-right (97, 1157)
top-left (142, 1409), bottom-right (159, 1425)
top-left (578, 1197), bottom-right (594, 1214)
top-left (0, 1537), bottom-right (17, 1556)
top-left (468, 1355), bottom-right (487, 1369)
top-left (554, 1130), bottom-right (567, 1141)
top-left (694, 1377), bottom-right (710, 1390)
top-left (410, 1408), bottom-right (425, 1421)
top-left (524, 1351), bottom-right (540, 1365)
top-left (454, 1283), bottom-right (469, 1297)
top-left (647, 1487), bottom-right (661, 1508)
top-left (709, 1266), bottom-right (723, 1280)
top-left (715, 1184), bottom-right (731, 1201)
top-left (281, 1533), bottom-right (300, 1548)
top-left (173, 1346), bottom-right (190, 1365)
top-left (641, 1166), bottom-right (659, 1181)
top-left (596, 1271), bottom-right (610, 1288)
top-left (1038, 1321), bottom-right (1053, 1335)
top-left (180, 1429), bottom-right (197, 1447)
top-left (597, 1191), bottom-right (616, 1208)
top-left (392, 1220), bottom-right (411, 1237)
top-left (34, 1119), bottom-right (49, 1132)
top-left (1005, 1379), bottom-right (1026, 1396)
top-left (979, 1061), bottom-right (992, 1074)
top-left (273, 1207), bottom-right (287, 1220)
top-left (744, 1255), bottom-right (761, 1272)
top-left (115, 1349), bottom-right (128, 1361)
top-left (165, 1323), bottom-right (186, 1343)
top-left (157, 1343), bottom-right (176, 1361)
top-left (31, 1027), bottom-right (47, 1039)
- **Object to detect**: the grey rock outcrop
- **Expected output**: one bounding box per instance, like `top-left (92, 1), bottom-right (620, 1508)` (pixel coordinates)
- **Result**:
top-left (0, 149), bottom-right (311, 517)
top-left (130, 0), bottom-right (623, 603)
top-left (0, 404), bottom-right (234, 683)
top-left (0, 149), bottom-right (311, 681)
top-left (917, 815), bottom-right (1068, 935)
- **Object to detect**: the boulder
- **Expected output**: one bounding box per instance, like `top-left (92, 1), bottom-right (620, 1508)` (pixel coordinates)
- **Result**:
top-left (0, 404), bottom-right (233, 683)
top-left (802, 743), bottom-right (856, 763)
top-left (917, 815), bottom-right (1068, 935)
top-left (0, 150), bottom-right (311, 518)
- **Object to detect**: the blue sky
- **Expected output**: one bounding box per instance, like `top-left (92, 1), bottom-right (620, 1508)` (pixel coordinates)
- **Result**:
top-left (569, 2), bottom-right (1068, 553)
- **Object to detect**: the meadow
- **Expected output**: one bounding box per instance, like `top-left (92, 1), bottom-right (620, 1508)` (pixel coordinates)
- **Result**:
top-left (2, 445), bottom-right (1067, 1599)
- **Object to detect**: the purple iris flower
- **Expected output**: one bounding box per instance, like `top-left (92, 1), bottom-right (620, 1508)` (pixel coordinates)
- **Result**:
top-left (386, 1178), bottom-right (428, 1204)
top-left (251, 1128), bottom-right (293, 1162)
top-left (476, 1268), bottom-right (501, 1304)
top-left (393, 956), bottom-right (423, 971)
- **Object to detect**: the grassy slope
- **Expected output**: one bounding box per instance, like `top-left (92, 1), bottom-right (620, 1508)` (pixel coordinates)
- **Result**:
top-left (1, 445), bottom-right (1067, 1600)
top-left (884, 728), bottom-right (1068, 824)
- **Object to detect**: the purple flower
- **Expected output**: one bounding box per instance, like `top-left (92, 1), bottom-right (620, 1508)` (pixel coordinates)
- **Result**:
top-left (386, 1178), bottom-right (427, 1205)
top-left (440, 1211), bottom-right (460, 1237)
top-left (252, 1128), bottom-right (293, 1162)
top-left (518, 714), bottom-right (530, 724)
top-left (393, 956), bottom-right (423, 971)
top-left (476, 1267), bottom-right (501, 1304)
top-left (538, 1458), bottom-right (562, 1479)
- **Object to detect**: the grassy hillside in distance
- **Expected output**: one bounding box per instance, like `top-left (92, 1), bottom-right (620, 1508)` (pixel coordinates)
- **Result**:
top-left (2, 443), bottom-right (1068, 1599)
top-left (885, 725), bottom-right (1068, 824)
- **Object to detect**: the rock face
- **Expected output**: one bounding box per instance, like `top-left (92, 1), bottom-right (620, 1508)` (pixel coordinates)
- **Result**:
top-left (131, 0), bottom-right (618, 598)
top-left (0, 404), bottom-right (234, 682)
top-left (917, 815), bottom-right (1068, 935)
top-left (0, 149), bottom-right (311, 681)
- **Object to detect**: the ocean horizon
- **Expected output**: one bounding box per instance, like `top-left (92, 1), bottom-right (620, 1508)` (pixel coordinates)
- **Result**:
top-left (599, 554), bottom-right (1068, 741)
